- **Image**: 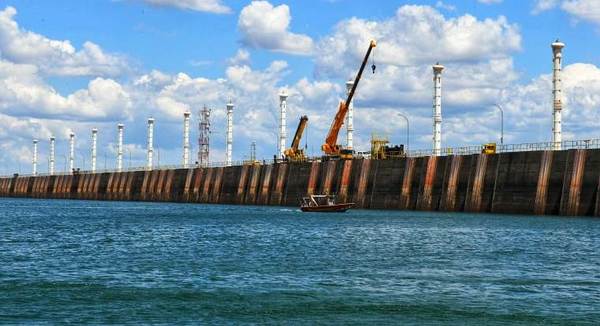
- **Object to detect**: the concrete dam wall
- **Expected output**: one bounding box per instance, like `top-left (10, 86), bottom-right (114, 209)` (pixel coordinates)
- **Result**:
top-left (2, 149), bottom-right (600, 217)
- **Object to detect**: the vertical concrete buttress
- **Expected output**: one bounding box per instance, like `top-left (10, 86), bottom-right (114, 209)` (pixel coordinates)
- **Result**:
top-left (237, 165), bottom-right (250, 204)
top-left (594, 174), bottom-right (600, 216)
top-left (417, 156), bottom-right (438, 210)
top-left (399, 157), bottom-right (415, 209)
top-left (201, 168), bottom-right (214, 203)
top-left (534, 151), bottom-right (554, 215)
top-left (441, 155), bottom-right (462, 211)
top-left (140, 171), bottom-right (150, 201)
top-left (192, 168), bottom-right (204, 202)
top-left (338, 160), bottom-right (353, 203)
top-left (210, 167), bottom-right (224, 203)
top-left (322, 160), bottom-right (337, 195)
top-left (560, 149), bottom-right (586, 216)
top-left (163, 170), bottom-right (176, 201)
top-left (259, 165), bottom-right (273, 205)
top-left (354, 159), bottom-right (371, 208)
top-left (270, 164), bottom-right (288, 205)
top-left (307, 161), bottom-right (320, 195)
top-left (466, 154), bottom-right (488, 213)
top-left (183, 168), bottom-right (194, 202)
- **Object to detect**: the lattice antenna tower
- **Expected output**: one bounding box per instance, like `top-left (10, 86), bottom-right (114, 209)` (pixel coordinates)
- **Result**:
top-left (250, 141), bottom-right (256, 162)
top-left (198, 105), bottom-right (211, 167)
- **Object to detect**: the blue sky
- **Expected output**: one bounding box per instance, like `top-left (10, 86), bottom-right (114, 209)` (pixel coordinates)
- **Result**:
top-left (7, 0), bottom-right (599, 84)
top-left (0, 0), bottom-right (600, 174)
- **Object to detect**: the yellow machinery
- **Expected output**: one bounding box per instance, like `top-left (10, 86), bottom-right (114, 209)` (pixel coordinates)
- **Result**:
top-left (370, 134), bottom-right (405, 159)
top-left (482, 143), bottom-right (497, 154)
top-left (322, 40), bottom-right (376, 160)
top-left (371, 134), bottom-right (389, 160)
top-left (284, 116), bottom-right (309, 161)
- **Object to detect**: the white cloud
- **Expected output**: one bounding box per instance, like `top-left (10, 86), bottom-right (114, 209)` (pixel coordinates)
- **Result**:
top-left (3, 2), bottom-right (600, 175)
top-left (0, 7), bottom-right (130, 77)
top-left (532, 0), bottom-right (560, 13)
top-left (313, 4), bottom-right (521, 148)
top-left (435, 1), bottom-right (455, 11)
top-left (189, 59), bottom-right (212, 67)
top-left (227, 49), bottom-right (251, 66)
top-left (478, 0), bottom-right (502, 4)
top-left (238, 1), bottom-right (314, 55)
top-left (562, 0), bottom-right (600, 25)
top-left (532, 0), bottom-right (600, 26)
top-left (316, 5), bottom-right (520, 78)
top-left (498, 63), bottom-right (600, 143)
top-left (141, 0), bottom-right (231, 13)
top-left (0, 59), bottom-right (132, 121)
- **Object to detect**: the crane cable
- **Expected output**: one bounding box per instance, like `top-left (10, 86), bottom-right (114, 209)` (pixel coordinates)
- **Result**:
top-left (371, 44), bottom-right (376, 74)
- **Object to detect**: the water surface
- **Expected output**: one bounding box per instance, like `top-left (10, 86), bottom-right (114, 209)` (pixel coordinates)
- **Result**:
top-left (1, 198), bottom-right (599, 324)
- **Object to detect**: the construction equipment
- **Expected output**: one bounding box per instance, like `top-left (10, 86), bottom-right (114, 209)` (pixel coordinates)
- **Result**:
top-left (284, 115), bottom-right (309, 161)
top-left (482, 143), bottom-right (497, 154)
top-left (370, 134), bottom-right (405, 159)
top-left (322, 40), bottom-right (376, 159)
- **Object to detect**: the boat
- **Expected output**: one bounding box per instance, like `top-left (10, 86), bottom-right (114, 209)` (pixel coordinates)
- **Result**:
top-left (300, 194), bottom-right (355, 212)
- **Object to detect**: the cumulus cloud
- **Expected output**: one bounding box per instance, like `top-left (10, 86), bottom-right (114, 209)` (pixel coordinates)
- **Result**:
top-left (435, 1), bottom-right (456, 11)
top-left (0, 7), bottom-right (130, 77)
top-left (3, 2), bottom-right (600, 175)
top-left (533, 0), bottom-right (600, 26)
top-left (316, 5), bottom-right (520, 77)
top-left (497, 63), bottom-right (600, 143)
top-left (238, 1), bottom-right (314, 55)
top-left (227, 49), bottom-right (251, 66)
top-left (311, 4), bottom-right (521, 151)
top-left (140, 0), bottom-right (231, 13)
top-left (562, 0), bottom-right (600, 25)
top-left (0, 59), bottom-right (132, 121)
top-left (532, 0), bottom-right (560, 13)
top-left (345, 62), bottom-right (600, 150)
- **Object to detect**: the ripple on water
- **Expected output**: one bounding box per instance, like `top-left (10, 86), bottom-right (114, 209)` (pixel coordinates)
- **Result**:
top-left (1, 198), bottom-right (600, 324)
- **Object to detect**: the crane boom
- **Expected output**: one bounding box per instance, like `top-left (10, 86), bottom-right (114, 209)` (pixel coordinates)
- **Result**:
top-left (284, 115), bottom-right (309, 161)
top-left (322, 40), bottom-right (376, 156)
top-left (290, 116), bottom-right (308, 151)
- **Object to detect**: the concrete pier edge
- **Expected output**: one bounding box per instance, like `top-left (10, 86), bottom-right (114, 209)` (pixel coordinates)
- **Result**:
top-left (3, 150), bottom-right (600, 217)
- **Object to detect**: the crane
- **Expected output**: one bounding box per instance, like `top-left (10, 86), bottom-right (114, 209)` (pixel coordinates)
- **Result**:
top-left (321, 39), bottom-right (376, 159)
top-left (284, 115), bottom-right (309, 161)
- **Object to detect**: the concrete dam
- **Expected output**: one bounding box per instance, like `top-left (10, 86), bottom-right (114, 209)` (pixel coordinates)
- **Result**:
top-left (1, 148), bottom-right (599, 217)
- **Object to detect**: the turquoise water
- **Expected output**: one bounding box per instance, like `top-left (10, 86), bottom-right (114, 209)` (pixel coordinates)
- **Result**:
top-left (1, 198), bottom-right (599, 324)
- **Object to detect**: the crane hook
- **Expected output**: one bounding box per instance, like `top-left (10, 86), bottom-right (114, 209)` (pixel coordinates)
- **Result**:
top-left (371, 46), bottom-right (376, 74)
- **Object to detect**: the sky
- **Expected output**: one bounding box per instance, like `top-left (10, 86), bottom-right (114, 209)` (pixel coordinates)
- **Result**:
top-left (1, 0), bottom-right (600, 175)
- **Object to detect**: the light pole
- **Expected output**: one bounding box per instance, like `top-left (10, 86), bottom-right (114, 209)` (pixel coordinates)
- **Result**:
top-left (157, 148), bottom-right (160, 168)
top-left (494, 104), bottom-right (504, 146)
top-left (397, 113), bottom-right (410, 154)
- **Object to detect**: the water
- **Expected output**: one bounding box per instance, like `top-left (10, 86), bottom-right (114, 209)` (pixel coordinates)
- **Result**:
top-left (1, 198), bottom-right (600, 324)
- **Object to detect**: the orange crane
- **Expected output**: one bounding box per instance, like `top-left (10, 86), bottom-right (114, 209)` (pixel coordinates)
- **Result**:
top-left (284, 115), bottom-right (309, 161)
top-left (321, 40), bottom-right (376, 159)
